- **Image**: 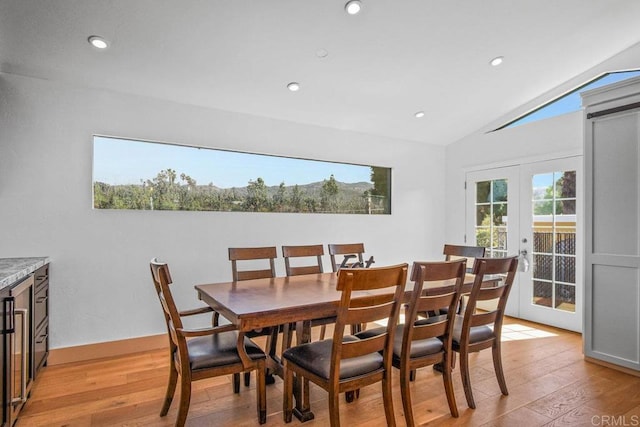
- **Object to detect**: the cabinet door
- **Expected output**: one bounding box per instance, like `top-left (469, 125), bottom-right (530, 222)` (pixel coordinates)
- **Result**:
top-left (1, 288), bottom-right (11, 427)
top-left (8, 276), bottom-right (33, 424)
top-left (584, 107), bottom-right (640, 371)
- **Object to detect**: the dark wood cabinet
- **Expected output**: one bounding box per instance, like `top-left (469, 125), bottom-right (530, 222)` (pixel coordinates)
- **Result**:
top-left (1, 286), bottom-right (10, 427)
top-left (1, 263), bottom-right (49, 427)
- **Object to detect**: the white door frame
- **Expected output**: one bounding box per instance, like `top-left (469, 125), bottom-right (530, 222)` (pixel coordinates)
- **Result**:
top-left (518, 157), bottom-right (583, 332)
top-left (465, 166), bottom-right (521, 317)
top-left (465, 155), bottom-right (583, 332)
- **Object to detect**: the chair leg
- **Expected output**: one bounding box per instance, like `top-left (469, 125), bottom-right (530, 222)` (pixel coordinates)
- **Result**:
top-left (409, 369), bottom-right (416, 381)
top-left (442, 355), bottom-right (459, 418)
top-left (283, 362), bottom-right (294, 423)
top-left (160, 362), bottom-right (178, 416)
top-left (319, 324), bottom-right (326, 340)
top-left (256, 363), bottom-right (267, 424)
top-left (328, 390), bottom-right (341, 427)
top-left (233, 373), bottom-right (240, 394)
top-left (459, 349), bottom-right (476, 409)
top-left (400, 365), bottom-right (415, 427)
top-left (382, 370), bottom-right (397, 427)
top-left (282, 323), bottom-right (294, 352)
top-left (492, 341), bottom-right (508, 396)
top-left (176, 373), bottom-right (192, 427)
top-left (244, 371), bottom-right (251, 387)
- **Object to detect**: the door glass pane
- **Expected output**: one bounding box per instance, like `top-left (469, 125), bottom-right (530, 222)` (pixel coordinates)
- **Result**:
top-left (555, 283), bottom-right (576, 312)
top-left (492, 180), bottom-right (508, 202)
top-left (533, 280), bottom-right (552, 307)
top-left (476, 181), bottom-right (491, 203)
top-left (475, 179), bottom-right (508, 257)
top-left (555, 171), bottom-right (576, 198)
top-left (476, 205), bottom-right (490, 226)
top-left (531, 170), bottom-right (577, 312)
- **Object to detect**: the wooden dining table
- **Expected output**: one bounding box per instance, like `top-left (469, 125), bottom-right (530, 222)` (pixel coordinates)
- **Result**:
top-left (195, 271), bottom-right (498, 422)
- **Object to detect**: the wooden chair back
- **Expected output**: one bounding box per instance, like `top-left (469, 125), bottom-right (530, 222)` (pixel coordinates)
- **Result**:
top-left (404, 260), bottom-right (466, 347)
top-left (328, 243), bottom-right (365, 272)
top-left (229, 246), bottom-right (277, 281)
top-left (149, 259), bottom-right (184, 353)
top-left (282, 244), bottom-right (324, 276)
top-left (442, 244), bottom-right (486, 273)
top-left (332, 264), bottom-right (407, 375)
top-left (462, 256), bottom-right (519, 344)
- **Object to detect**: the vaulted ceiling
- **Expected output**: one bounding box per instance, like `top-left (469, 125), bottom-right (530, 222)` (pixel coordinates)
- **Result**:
top-left (2, 0), bottom-right (640, 145)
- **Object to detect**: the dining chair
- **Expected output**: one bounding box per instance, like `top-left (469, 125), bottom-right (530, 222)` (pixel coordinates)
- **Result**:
top-left (328, 243), bottom-right (365, 272)
top-left (149, 258), bottom-right (267, 426)
top-left (229, 246), bottom-right (277, 281)
top-left (395, 260), bottom-right (466, 424)
top-left (228, 246), bottom-right (279, 387)
top-left (282, 244), bottom-right (336, 341)
top-left (430, 244), bottom-right (487, 319)
top-left (443, 244), bottom-right (486, 272)
top-left (282, 244), bottom-right (324, 276)
top-left (452, 256), bottom-right (518, 409)
top-left (328, 243), bottom-right (373, 335)
top-left (282, 263), bottom-right (408, 427)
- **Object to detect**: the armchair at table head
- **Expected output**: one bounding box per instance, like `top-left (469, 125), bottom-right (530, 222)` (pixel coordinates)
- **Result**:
top-left (149, 258), bottom-right (267, 426)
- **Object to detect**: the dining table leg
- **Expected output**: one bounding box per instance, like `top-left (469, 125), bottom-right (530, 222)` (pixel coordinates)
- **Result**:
top-left (292, 320), bottom-right (315, 422)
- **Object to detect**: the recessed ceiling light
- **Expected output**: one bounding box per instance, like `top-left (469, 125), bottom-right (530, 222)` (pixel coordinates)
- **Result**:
top-left (287, 82), bottom-right (300, 92)
top-left (345, 0), bottom-right (362, 15)
top-left (316, 48), bottom-right (329, 58)
top-left (490, 56), bottom-right (504, 66)
top-left (88, 35), bottom-right (109, 49)
top-left (414, 111), bottom-right (425, 118)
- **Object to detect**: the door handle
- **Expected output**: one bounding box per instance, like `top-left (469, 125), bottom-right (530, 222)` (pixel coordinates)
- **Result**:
top-left (11, 308), bottom-right (28, 405)
top-left (519, 249), bottom-right (530, 272)
top-left (3, 296), bottom-right (15, 333)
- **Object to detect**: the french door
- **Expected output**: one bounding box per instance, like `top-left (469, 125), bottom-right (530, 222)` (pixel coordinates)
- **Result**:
top-left (466, 157), bottom-right (582, 332)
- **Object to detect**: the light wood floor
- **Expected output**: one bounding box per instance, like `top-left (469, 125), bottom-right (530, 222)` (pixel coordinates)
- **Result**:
top-left (17, 318), bottom-right (640, 427)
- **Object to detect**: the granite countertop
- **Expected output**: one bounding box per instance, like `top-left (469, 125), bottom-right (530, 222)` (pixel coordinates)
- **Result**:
top-left (0, 257), bottom-right (50, 290)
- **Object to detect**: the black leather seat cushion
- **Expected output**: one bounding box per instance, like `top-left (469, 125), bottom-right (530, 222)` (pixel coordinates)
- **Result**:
top-left (355, 324), bottom-right (443, 362)
top-left (186, 331), bottom-right (266, 371)
top-left (391, 324), bottom-right (443, 360)
top-left (283, 335), bottom-right (383, 380)
top-left (452, 315), bottom-right (494, 348)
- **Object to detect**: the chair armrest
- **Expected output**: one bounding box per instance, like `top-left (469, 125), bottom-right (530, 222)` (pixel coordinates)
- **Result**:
top-left (177, 323), bottom-right (237, 338)
top-left (179, 306), bottom-right (214, 317)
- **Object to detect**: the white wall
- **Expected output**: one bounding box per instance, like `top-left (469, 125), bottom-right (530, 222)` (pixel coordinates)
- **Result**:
top-left (444, 112), bottom-right (583, 244)
top-left (0, 73), bottom-right (445, 349)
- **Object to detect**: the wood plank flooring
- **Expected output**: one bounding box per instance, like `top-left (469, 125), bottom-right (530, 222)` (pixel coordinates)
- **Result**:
top-left (17, 318), bottom-right (640, 426)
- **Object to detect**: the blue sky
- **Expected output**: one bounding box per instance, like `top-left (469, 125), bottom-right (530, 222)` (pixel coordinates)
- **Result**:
top-left (93, 137), bottom-right (374, 187)
top-left (507, 70), bottom-right (640, 128)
